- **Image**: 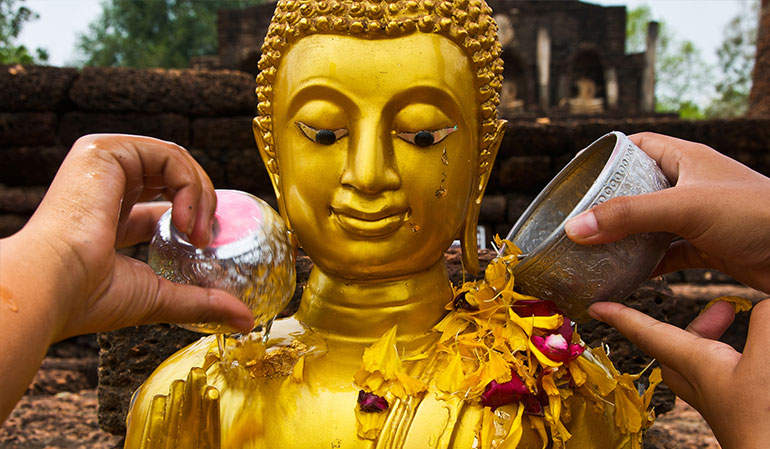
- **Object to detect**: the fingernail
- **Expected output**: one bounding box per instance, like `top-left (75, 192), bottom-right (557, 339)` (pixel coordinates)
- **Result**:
top-left (228, 316), bottom-right (254, 334)
top-left (587, 304), bottom-right (602, 321)
top-left (565, 211), bottom-right (599, 239)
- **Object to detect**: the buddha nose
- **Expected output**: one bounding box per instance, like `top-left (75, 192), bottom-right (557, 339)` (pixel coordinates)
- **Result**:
top-left (340, 123), bottom-right (400, 195)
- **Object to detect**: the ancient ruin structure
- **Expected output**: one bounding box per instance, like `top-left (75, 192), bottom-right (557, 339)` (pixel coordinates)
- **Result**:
top-left (213, 0), bottom-right (658, 117)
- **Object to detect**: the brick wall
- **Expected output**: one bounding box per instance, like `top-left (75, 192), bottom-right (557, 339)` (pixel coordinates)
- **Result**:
top-left (3, 64), bottom-right (770, 243)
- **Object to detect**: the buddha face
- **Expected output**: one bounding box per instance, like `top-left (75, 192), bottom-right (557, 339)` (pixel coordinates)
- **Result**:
top-left (269, 33), bottom-right (482, 279)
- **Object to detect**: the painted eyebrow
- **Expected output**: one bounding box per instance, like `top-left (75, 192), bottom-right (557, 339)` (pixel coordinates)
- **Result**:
top-left (285, 82), bottom-right (359, 119)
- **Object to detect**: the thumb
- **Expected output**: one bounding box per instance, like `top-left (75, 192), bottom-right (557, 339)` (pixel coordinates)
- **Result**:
top-left (565, 188), bottom-right (699, 245)
top-left (70, 256), bottom-right (254, 337)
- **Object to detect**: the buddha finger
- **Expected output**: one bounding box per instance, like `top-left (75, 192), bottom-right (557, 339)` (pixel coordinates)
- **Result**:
top-left (163, 379), bottom-right (186, 449)
top-left (139, 394), bottom-right (168, 449)
top-left (200, 386), bottom-right (222, 449)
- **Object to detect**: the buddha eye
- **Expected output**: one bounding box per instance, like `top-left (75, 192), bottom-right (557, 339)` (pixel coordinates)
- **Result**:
top-left (296, 121), bottom-right (348, 145)
top-left (396, 126), bottom-right (457, 148)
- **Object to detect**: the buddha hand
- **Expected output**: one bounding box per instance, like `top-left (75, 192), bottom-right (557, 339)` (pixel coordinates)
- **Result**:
top-left (137, 367), bottom-right (221, 449)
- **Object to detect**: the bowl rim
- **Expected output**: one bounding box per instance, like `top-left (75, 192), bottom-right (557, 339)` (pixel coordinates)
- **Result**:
top-left (501, 131), bottom-right (628, 266)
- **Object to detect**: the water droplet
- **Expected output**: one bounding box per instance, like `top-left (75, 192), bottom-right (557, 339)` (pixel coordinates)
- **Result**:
top-left (441, 147), bottom-right (449, 166)
top-left (435, 187), bottom-right (447, 199)
top-left (409, 222), bottom-right (421, 233)
top-left (0, 287), bottom-right (18, 312)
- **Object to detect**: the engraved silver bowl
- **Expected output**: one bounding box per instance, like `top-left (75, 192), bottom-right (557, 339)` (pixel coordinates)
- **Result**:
top-left (149, 190), bottom-right (296, 333)
top-left (504, 131), bottom-right (672, 321)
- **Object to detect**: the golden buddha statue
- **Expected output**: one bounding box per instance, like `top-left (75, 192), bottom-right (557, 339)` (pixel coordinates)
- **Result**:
top-left (125, 1), bottom-right (659, 448)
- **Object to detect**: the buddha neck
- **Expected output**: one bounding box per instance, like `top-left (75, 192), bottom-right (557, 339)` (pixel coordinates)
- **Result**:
top-left (295, 260), bottom-right (453, 342)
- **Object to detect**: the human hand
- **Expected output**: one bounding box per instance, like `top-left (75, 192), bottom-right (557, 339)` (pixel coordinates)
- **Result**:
top-left (588, 298), bottom-right (770, 449)
top-left (7, 134), bottom-right (254, 341)
top-left (565, 132), bottom-right (770, 294)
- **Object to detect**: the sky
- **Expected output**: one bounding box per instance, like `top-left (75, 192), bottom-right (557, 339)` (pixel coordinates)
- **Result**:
top-left (16, 0), bottom-right (758, 67)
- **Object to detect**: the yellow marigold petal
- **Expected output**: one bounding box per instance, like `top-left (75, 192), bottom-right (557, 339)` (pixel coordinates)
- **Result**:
top-left (487, 350), bottom-right (513, 383)
top-left (354, 369), bottom-right (386, 395)
top-left (529, 339), bottom-right (563, 368)
top-left (361, 325), bottom-right (401, 378)
top-left (479, 407), bottom-right (496, 449)
top-left (436, 351), bottom-right (465, 394)
top-left (290, 355), bottom-right (305, 383)
top-left (502, 322), bottom-right (529, 352)
top-left (509, 309), bottom-right (563, 334)
top-left (485, 258), bottom-right (509, 291)
top-left (434, 313), bottom-right (470, 345)
top-left (541, 371), bottom-right (559, 397)
top-left (614, 386), bottom-right (644, 434)
top-left (575, 350), bottom-right (617, 397)
top-left (567, 359), bottom-right (587, 387)
top-left (642, 367), bottom-right (663, 410)
top-left (394, 371), bottom-right (428, 398)
top-left (704, 295), bottom-right (753, 313)
top-left (527, 415), bottom-right (548, 449)
top-left (354, 407), bottom-right (388, 440)
top-left (499, 403), bottom-right (525, 449)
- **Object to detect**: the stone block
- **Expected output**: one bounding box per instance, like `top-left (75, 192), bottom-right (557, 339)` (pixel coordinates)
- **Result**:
top-left (506, 193), bottom-right (535, 225)
top-left (0, 146), bottom-right (68, 186)
top-left (0, 113), bottom-right (57, 147)
top-left (191, 117), bottom-right (255, 150)
top-left (0, 213), bottom-right (29, 237)
top-left (59, 112), bottom-right (190, 147)
top-left (223, 148), bottom-right (274, 195)
top-left (494, 155), bottom-right (552, 193)
top-left (0, 185), bottom-right (46, 213)
top-left (70, 67), bottom-right (256, 116)
top-left (500, 121), bottom-right (571, 157)
top-left (0, 65), bottom-right (77, 111)
top-left (479, 194), bottom-right (507, 225)
top-left (188, 148), bottom-right (226, 188)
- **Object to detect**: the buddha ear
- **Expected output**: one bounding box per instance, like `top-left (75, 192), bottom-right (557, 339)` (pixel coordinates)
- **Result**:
top-left (253, 117), bottom-right (299, 252)
top-left (461, 119), bottom-right (506, 274)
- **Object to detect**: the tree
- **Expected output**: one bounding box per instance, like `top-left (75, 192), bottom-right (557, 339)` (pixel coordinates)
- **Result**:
top-left (707, 0), bottom-right (760, 118)
top-left (76, 0), bottom-right (264, 68)
top-left (625, 6), bottom-right (711, 118)
top-left (0, 0), bottom-right (48, 64)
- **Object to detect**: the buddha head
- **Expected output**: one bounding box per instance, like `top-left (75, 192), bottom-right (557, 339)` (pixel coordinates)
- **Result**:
top-left (253, 0), bottom-right (505, 279)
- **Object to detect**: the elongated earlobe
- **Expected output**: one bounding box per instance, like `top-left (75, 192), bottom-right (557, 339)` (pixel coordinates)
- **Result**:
top-left (460, 120), bottom-right (506, 274)
top-left (253, 117), bottom-right (299, 255)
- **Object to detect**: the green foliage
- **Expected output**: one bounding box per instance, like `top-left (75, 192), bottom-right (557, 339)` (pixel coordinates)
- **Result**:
top-left (76, 0), bottom-right (263, 68)
top-left (625, 3), bottom-right (759, 119)
top-left (0, 0), bottom-right (49, 64)
top-left (705, 0), bottom-right (759, 118)
top-left (625, 6), bottom-right (710, 118)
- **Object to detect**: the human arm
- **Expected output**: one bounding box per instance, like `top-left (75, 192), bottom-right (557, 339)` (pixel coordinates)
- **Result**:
top-left (564, 132), bottom-right (770, 448)
top-left (0, 134), bottom-right (253, 422)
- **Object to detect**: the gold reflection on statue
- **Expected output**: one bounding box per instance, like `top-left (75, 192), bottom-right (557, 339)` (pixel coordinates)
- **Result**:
top-left (125, 1), bottom-right (657, 448)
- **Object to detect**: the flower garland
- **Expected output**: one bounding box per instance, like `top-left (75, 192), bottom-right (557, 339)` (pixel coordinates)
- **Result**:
top-left (353, 237), bottom-right (664, 448)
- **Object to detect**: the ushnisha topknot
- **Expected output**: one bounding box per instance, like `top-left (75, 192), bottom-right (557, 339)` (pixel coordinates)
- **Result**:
top-left (254, 0), bottom-right (504, 178)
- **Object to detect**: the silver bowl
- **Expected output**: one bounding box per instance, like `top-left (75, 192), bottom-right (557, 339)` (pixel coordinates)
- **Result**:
top-left (504, 131), bottom-right (672, 321)
top-left (149, 190), bottom-right (296, 333)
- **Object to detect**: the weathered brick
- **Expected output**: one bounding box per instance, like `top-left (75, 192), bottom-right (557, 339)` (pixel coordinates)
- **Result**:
top-left (0, 146), bottom-right (67, 186)
top-left (191, 117), bottom-right (255, 150)
top-left (479, 194), bottom-right (507, 225)
top-left (0, 113), bottom-right (57, 147)
top-left (223, 148), bottom-right (273, 194)
top-left (0, 185), bottom-right (46, 213)
top-left (0, 213), bottom-right (29, 237)
top-left (0, 65), bottom-right (77, 111)
top-left (59, 112), bottom-right (190, 147)
top-left (495, 155), bottom-right (552, 193)
top-left (70, 67), bottom-right (256, 116)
